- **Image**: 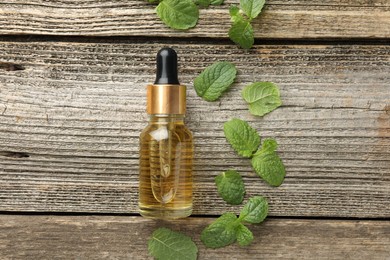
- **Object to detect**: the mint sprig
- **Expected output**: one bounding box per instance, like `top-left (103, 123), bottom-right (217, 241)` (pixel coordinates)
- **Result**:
top-left (194, 61), bottom-right (237, 101)
top-left (148, 227), bottom-right (198, 260)
top-left (215, 170), bottom-right (246, 205)
top-left (149, 0), bottom-right (267, 48)
top-left (201, 196), bottom-right (268, 248)
top-left (223, 118), bottom-right (286, 187)
top-left (229, 0), bottom-right (266, 49)
top-left (229, 7), bottom-right (254, 50)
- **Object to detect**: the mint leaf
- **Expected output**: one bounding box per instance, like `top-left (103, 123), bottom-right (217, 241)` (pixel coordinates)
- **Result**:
top-left (236, 224), bottom-right (254, 246)
top-left (240, 0), bottom-right (266, 20)
top-left (194, 61), bottom-right (237, 101)
top-left (239, 196), bottom-right (268, 224)
top-left (258, 138), bottom-right (278, 152)
top-left (156, 0), bottom-right (199, 30)
top-left (148, 227), bottom-right (198, 260)
top-left (215, 170), bottom-right (245, 205)
top-left (242, 82), bottom-right (282, 117)
top-left (223, 118), bottom-right (260, 158)
top-left (211, 0), bottom-right (224, 5)
top-left (229, 17), bottom-right (254, 49)
top-left (251, 139), bottom-right (285, 186)
top-left (201, 213), bottom-right (239, 248)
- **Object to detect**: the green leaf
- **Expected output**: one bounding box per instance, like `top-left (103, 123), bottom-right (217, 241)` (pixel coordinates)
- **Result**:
top-left (223, 118), bottom-right (260, 158)
top-left (194, 0), bottom-right (211, 7)
top-left (194, 61), bottom-right (237, 101)
top-left (215, 170), bottom-right (246, 205)
top-left (201, 196), bottom-right (269, 249)
top-left (201, 213), bottom-right (239, 248)
top-left (242, 82), bottom-right (282, 117)
top-left (229, 18), bottom-right (254, 49)
top-left (211, 0), bottom-right (224, 5)
top-left (156, 0), bottom-right (199, 30)
top-left (239, 196), bottom-right (268, 224)
top-left (229, 6), bottom-right (241, 24)
top-left (236, 224), bottom-right (254, 246)
top-left (240, 0), bottom-right (266, 20)
top-left (257, 138), bottom-right (278, 153)
top-left (251, 139), bottom-right (286, 186)
top-left (229, 5), bottom-right (240, 18)
top-left (148, 227), bottom-right (198, 260)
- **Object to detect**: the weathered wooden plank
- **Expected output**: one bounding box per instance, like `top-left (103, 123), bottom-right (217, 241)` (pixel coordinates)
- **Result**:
top-left (0, 39), bottom-right (389, 217)
top-left (0, 1), bottom-right (389, 38)
top-left (0, 215), bottom-right (389, 259)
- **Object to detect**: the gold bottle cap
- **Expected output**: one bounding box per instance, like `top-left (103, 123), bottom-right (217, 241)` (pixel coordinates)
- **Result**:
top-left (148, 48), bottom-right (186, 115)
top-left (146, 84), bottom-right (186, 115)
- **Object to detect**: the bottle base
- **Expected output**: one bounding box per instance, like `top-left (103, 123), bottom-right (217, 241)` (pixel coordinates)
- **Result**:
top-left (139, 205), bottom-right (192, 219)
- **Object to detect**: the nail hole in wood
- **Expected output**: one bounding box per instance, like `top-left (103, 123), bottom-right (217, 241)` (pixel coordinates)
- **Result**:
top-left (0, 151), bottom-right (30, 158)
top-left (0, 62), bottom-right (25, 71)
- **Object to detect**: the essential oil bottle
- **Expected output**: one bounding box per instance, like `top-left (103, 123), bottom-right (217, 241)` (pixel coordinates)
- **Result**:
top-left (139, 48), bottom-right (193, 219)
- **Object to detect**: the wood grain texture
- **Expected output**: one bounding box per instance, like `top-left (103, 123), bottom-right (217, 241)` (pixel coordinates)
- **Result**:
top-left (0, 215), bottom-right (389, 260)
top-left (0, 38), bottom-right (389, 217)
top-left (0, 1), bottom-right (389, 38)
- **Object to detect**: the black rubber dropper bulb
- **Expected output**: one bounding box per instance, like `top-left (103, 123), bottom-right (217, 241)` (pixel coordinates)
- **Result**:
top-left (154, 48), bottom-right (180, 85)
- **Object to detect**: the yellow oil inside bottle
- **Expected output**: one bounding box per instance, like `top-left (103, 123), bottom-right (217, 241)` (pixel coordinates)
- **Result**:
top-left (139, 115), bottom-right (193, 219)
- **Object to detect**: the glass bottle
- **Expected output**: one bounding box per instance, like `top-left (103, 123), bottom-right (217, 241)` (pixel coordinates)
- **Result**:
top-left (138, 48), bottom-right (193, 219)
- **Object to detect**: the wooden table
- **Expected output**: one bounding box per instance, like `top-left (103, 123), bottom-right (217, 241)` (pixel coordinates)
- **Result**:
top-left (0, 1), bottom-right (389, 259)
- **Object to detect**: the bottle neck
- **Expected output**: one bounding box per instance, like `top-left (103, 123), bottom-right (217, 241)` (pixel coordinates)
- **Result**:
top-left (149, 114), bottom-right (185, 123)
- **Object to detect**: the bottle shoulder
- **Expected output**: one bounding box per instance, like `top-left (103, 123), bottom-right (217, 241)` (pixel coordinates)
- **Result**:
top-left (140, 124), bottom-right (155, 139)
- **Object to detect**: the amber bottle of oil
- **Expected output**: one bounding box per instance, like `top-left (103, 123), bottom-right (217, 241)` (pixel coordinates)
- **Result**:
top-left (139, 48), bottom-right (193, 219)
